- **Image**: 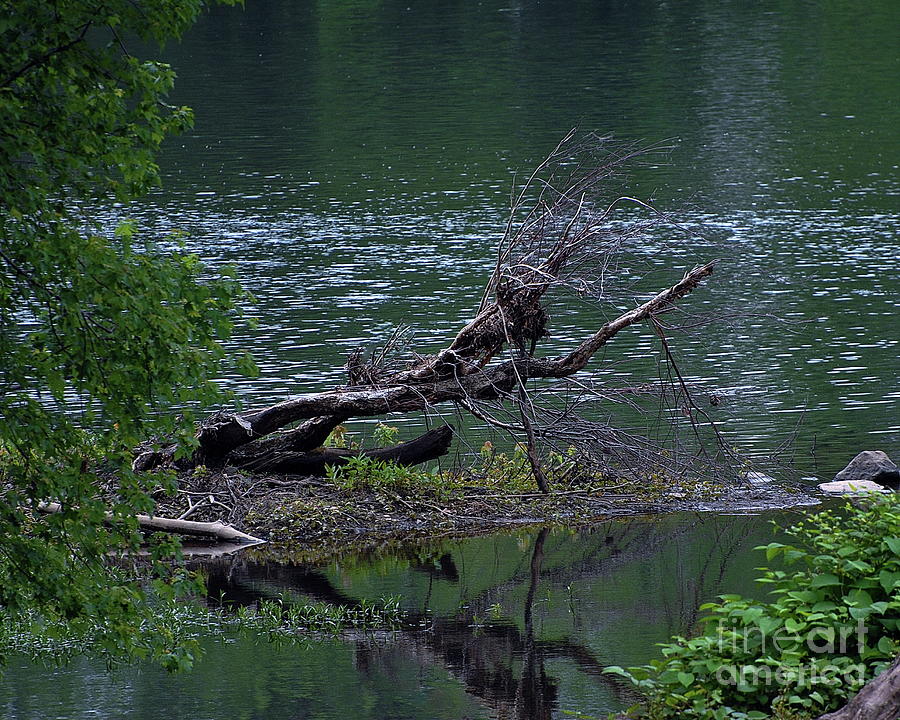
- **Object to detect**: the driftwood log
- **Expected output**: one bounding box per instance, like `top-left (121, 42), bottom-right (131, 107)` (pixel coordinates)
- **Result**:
top-left (38, 502), bottom-right (265, 545)
top-left (135, 133), bottom-right (722, 492)
top-left (816, 655), bottom-right (900, 720)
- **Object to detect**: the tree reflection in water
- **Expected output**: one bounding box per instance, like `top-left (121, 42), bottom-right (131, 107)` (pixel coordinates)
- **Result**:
top-left (201, 513), bottom-right (764, 718)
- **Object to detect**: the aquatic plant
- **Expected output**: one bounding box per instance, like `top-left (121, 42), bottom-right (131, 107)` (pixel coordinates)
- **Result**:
top-left (0, 594), bottom-right (402, 671)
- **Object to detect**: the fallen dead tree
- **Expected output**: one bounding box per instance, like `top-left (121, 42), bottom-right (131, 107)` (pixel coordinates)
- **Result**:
top-left (137, 132), bottom-right (727, 494)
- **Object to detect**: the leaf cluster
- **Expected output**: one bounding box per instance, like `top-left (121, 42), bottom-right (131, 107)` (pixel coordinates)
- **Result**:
top-left (605, 494), bottom-right (900, 719)
top-left (468, 441), bottom-right (581, 493)
top-left (0, 0), bottom-right (243, 668)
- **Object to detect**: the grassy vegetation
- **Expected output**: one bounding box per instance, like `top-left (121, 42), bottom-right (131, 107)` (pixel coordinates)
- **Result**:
top-left (0, 593), bottom-right (402, 672)
top-left (247, 424), bottom-right (792, 548)
top-left (325, 455), bottom-right (447, 496)
top-left (604, 494), bottom-right (900, 720)
top-left (322, 436), bottom-right (686, 500)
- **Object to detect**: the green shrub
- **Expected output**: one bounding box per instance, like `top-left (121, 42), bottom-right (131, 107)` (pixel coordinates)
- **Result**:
top-left (468, 441), bottom-right (582, 493)
top-left (605, 494), bottom-right (900, 719)
top-left (325, 456), bottom-right (444, 496)
top-left (373, 423), bottom-right (400, 448)
top-left (323, 425), bottom-right (353, 449)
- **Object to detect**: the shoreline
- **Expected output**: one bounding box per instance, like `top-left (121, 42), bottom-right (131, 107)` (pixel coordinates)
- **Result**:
top-left (151, 468), bottom-right (823, 560)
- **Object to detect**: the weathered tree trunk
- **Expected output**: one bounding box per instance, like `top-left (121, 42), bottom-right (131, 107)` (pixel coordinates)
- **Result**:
top-left (230, 424), bottom-right (454, 474)
top-left (816, 655), bottom-right (900, 720)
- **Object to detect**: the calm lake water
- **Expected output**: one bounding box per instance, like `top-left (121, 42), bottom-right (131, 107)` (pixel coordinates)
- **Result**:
top-left (4, 0), bottom-right (899, 717)
top-left (3, 512), bottom-right (797, 719)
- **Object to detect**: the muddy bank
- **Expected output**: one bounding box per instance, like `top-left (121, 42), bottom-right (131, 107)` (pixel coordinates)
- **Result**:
top-left (147, 466), bottom-right (821, 556)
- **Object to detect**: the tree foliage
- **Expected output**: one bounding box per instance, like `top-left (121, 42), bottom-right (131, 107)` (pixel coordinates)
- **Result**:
top-left (0, 0), bottom-right (242, 667)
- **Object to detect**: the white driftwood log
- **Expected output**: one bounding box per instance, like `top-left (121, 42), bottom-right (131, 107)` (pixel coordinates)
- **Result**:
top-left (38, 502), bottom-right (265, 545)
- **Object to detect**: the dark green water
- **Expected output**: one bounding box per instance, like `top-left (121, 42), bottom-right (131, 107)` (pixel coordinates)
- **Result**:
top-left (4, 1), bottom-right (898, 717)
top-left (132, 0), bottom-right (897, 476)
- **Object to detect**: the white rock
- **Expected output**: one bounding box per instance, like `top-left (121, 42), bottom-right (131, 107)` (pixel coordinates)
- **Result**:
top-left (817, 480), bottom-right (892, 495)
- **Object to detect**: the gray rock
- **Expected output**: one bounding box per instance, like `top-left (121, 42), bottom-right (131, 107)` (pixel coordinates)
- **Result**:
top-left (833, 450), bottom-right (899, 491)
